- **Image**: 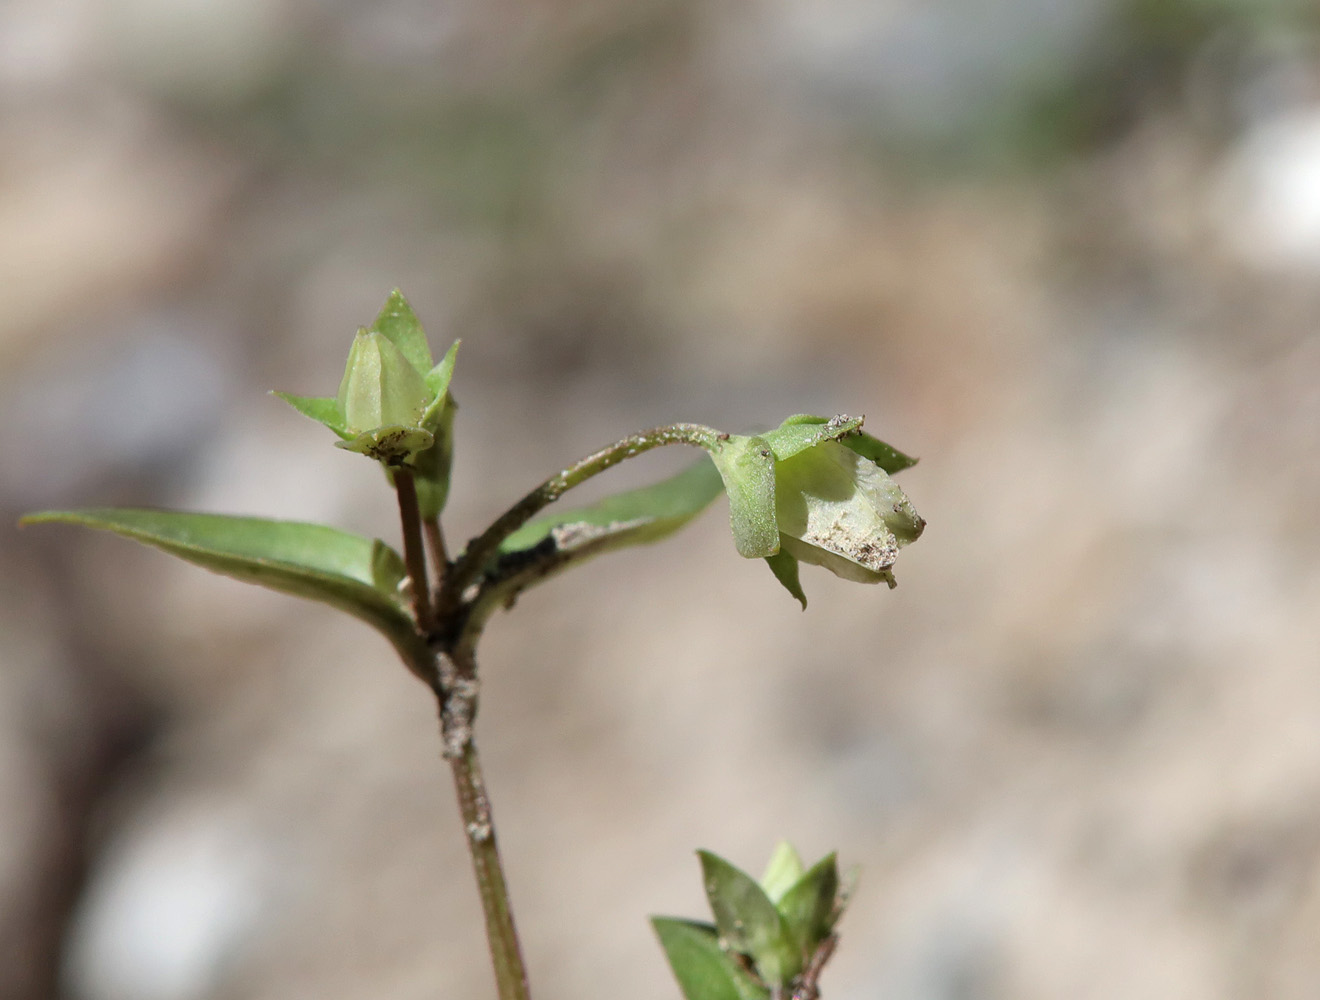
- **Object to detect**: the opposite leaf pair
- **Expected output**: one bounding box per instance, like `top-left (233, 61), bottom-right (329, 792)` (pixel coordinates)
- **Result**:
top-left (653, 844), bottom-right (852, 1000)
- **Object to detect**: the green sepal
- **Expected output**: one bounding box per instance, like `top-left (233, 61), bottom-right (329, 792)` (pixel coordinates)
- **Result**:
top-left (776, 414), bottom-right (917, 474)
top-left (759, 842), bottom-right (806, 904)
top-left (841, 430), bottom-right (916, 474)
top-left (271, 392), bottom-right (352, 440)
top-left (764, 549), bottom-right (807, 609)
top-left (369, 288), bottom-right (433, 377)
top-left (337, 330), bottom-right (430, 435)
top-left (19, 509), bottom-right (427, 666)
top-left (406, 400), bottom-right (456, 519)
top-left (776, 853), bottom-right (839, 959)
top-left (419, 340), bottom-right (460, 431)
top-left (699, 851), bottom-right (802, 988)
top-left (761, 414), bottom-right (864, 462)
top-left (707, 436), bottom-right (778, 559)
top-left (652, 918), bottom-right (770, 1000)
top-left (408, 340), bottom-right (461, 518)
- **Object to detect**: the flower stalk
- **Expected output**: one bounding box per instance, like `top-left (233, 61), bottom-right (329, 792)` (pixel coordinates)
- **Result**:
top-left (438, 422), bottom-right (722, 620)
top-left (394, 468), bottom-right (435, 634)
top-left (424, 516), bottom-right (449, 593)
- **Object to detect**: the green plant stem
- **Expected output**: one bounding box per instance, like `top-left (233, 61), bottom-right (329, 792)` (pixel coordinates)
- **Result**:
top-left (423, 423), bottom-right (721, 998)
top-left (448, 735), bottom-right (529, 1000)
top-left (424, 515), bottom-right (449, 593)
top-left (394, 468), bottom-right (434, 632)
top-left (438, 423), bottom-right (720, 618)
top-left (421, 645), bottom-right (528, 1000)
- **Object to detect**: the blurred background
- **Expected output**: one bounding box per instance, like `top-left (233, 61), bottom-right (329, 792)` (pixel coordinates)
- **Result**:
top-left (4, 0), bottom-right (1320, 997)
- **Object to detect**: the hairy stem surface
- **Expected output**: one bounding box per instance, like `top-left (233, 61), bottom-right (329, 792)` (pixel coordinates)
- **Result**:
top-left (439, 423), bottom-right (720, 617)
top-left (448, 736), bottom-right (529, 1000)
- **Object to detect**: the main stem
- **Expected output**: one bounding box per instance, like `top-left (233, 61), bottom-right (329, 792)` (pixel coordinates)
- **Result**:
top-left (396, 472), bottom-right (529, 1000)
top-left (425, 650), bottom-right (529, 1000)
top-left (447, 732), bottom-right (530, 1000)
top-left (403, 425), bottom-right (721, 999)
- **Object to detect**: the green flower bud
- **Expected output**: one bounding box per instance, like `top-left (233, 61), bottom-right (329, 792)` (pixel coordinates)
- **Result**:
top-left (332, 329), bottom-right (434, 465)
top-left (337, 330), bottom-right (430, 433)
top-left (275, 290), bottom-right (460, 508)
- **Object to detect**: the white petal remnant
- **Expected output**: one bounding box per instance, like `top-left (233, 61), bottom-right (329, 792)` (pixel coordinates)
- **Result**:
top-left (774, 441), bottom-right (924, 585)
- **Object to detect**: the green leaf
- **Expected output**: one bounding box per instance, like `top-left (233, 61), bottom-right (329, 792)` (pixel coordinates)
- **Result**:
top-left (455, 460), bottom-right (725, 649)
top-left (699, 851), bottom-right (801, 987)
top-left (499, 458), bottom-right (723, 556)
top-left (20, 509), bottom-right (427, 665)
top-left (271, 392), bottom-right (352, 440)
top-left (369, 288), bottom-right (433, 376)
top-left (764, 550), bottom-right (806, 610)
top-left (651, 918), bottom-right (769, 1000)
top-left (776, 853), bottom-right (839, 958)
top-left (707, 436), bottom-right (778, 559)
top-left (759, 842), bottom-right (805, 904)
top-left (774, 414), bottom-right (917, 474)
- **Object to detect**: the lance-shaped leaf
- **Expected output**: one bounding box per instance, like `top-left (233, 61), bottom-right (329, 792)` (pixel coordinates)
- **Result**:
top-left (699, 851), bottom-right (802, 988)
top-left (651, 918), bottom-right (769, 1000)
top-left (498, 458), bottom-right (723, 557)
top-left (775, 853), bottom-right (839, 960)
top-left (20, 510), bottom-right (427, 667)
top-left (458, 460), bottom-right (724, 646)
